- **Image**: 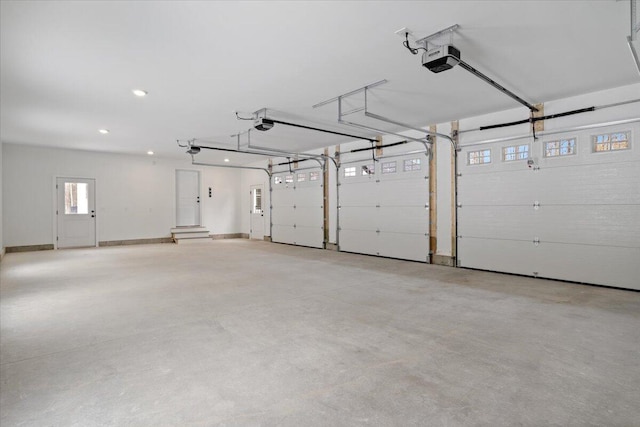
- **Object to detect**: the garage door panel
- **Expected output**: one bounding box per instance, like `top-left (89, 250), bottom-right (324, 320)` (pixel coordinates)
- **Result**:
top-left (271, 188), bottom-right (295, 206)
top-left (296, 207), bottom-right (323, 227)
top-left (378, 232), bottom-right (428, 262)
top-left (457, 238), bottom-right (539, 277)
top-left (537, 243), bottom-right (640, 290)
top-left (379, 207), bottom-right (429, 234)
top-left (272, 225), bottom-right (296, 245)
top-left (339, 229), bottom-right (378, 256)
top-left (295, 187), bottom-right (322, 207)
top-left (339, 207), bottom-right (378, 230)
top-left (459, 171), bottom-right (539, 205)
top-left (537, 162), bottom-right (640, 205)
top-left (378, 180), bottom-right (429, 206)
top-left (294, 226), bottom-right (324, 249)
top-left (272, 206), bottom-right (295, 225)
top-left (458, 206), bottom-right (538, 241)
top-left (339, 182), bottom-right (378, 206)
top-left (272, 170), bottom-right (323, 248)
top-left (537, 205), bottom-right (640, 247)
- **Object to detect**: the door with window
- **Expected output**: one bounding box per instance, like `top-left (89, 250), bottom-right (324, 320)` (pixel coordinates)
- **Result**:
top-left (250, 185), bottom-right (264, 240)
top-left (176, 170), bottom-right (201, 226)
top-left (57, 178), bottom-right (96, 248)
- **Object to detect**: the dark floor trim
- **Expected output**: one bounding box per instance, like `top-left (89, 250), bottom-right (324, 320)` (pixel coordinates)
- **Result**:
top-left (5, 244), bottom-right (55, 253)
top-left (99, 237), bottom-right (173, 247)
top-left (211, 233), bottom-right (249, 240)
top-left (431, 254), bottom-right (455, 267)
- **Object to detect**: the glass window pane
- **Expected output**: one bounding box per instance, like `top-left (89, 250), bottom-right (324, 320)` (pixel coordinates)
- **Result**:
top-left (64, 182), bottom-right (88, 214)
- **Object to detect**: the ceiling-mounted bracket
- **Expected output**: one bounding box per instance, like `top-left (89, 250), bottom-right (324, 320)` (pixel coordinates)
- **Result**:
top-left (415, 24), bottom-right (459, 50)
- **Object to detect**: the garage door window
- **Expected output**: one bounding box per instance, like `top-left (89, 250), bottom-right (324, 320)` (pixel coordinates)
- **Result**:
top-left (468, 149), bottom-right (491, 165)
top-left (285, 175), bottom-right (294, 183)
top-left (344, 167), bottom-right (356, 177)
top-left (544, 138), bottom-right (576, 157)
top-left (297, 173), bottom-right (306, 182)
top-left (309, 171), bottom-right (320, 181)
top-left (592, 131), bottom-right (630, 152)
top-left (274, 176), bottom-right (282, 184)
top-left (361, 164), bottom-right (375, 175)
top-left (403, 158), bottom-right (422, 171)
top-left (382, 161), bottom-right (397, 174)
top-left (503, 144), bottom-right (529, 161)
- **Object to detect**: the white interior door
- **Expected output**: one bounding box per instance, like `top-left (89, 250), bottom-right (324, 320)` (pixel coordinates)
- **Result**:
top-left (176, 170), bottom-right (200, 226)
top-left (250, 185), bottom-right (264, 240)
top-left (57, 177), bottom-right (96, 248)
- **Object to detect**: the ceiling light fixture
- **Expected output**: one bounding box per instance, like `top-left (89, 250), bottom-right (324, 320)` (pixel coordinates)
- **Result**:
top-left (98, 129), bottom-right (109, 134)
top-left (224, 158), bottom-right (230, 162)
top-left (132, 89), bottom-right (148, 97)
top-left (147, 151), bottom-right (154, 155)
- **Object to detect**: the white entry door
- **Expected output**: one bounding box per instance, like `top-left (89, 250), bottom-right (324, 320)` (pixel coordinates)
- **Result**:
top-left (57, 177), bottom-right (96, 248)
top-left (250, 185), bottom-right (264, 240)
top-left (176, 170), bottom-right (200, 226)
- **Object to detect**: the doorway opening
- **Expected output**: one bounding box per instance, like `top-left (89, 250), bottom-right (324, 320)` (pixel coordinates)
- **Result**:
top-left (56, 177), bottom-right (96, 248)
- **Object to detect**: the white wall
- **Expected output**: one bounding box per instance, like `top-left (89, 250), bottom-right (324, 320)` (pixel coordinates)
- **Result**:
top-left (0, 141), bottom-right (4, 255)
top-left (3, 144), bottom-right (242, 247)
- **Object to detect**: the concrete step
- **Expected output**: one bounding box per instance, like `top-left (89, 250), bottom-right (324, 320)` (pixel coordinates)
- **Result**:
top-left (173, 231), bottom-right (210, 239)
top-left (171, 226), bottom-right (211, 243)
top-left (171, 227), bottom-right (208, 234)
top-left (174, 236), bottom-right (213, 244)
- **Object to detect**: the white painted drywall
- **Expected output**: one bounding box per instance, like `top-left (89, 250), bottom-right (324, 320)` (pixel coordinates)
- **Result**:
top-left (2, 144), bottom-right (242, 247)
top-left (0, 141), bottom-right (4, 255)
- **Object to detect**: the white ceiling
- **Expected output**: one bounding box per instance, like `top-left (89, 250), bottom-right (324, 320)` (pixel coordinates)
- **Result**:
top-left (1, 1), bottom-right (637, 163)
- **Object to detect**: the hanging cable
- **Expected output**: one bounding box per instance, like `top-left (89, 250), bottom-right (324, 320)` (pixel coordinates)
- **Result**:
top-left (403, 32), bottom-right (428, 55)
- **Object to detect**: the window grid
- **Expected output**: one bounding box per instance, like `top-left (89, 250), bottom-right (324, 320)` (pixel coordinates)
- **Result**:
top-left (593, 131), bottom-right (630, 152)
top-left (297, 173), bottom-right (306, 182)
top-left (344, 167), bottom-right (356, 177)
top-left (468, 149), bottom-right (491, 165)
top-left (403, 158), bottom-right (421, 171)
top-left (503, 144), bottom-right (529, 162)
top-left (544, 138), bottom-right (576, 157)
top-left (381, 161), bottom-right (397, 174)
top-left (285, 175), bottom-right (294, 183)
top-left (309, 171), bottom-right (320, 181)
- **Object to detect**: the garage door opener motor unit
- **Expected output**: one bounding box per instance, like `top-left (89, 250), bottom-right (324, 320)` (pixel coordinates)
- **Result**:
top-left (423, 44), bottom-right (460, 73)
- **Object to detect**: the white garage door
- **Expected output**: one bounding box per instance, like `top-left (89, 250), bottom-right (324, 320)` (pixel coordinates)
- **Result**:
top-left (457, 123), bottom-right (640, 290)
top-left (338, 154), bottom-right (430, 262)
top-left (271, 168), bottom-right (324, 248)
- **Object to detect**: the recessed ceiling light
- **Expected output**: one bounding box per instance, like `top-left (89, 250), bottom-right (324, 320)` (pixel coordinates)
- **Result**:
top-left (147, 151), bottom-right (154, 155)
top-left (224, 158), bottom-right (230, 162)
top-left (98, 129), bottom-right (109, 134)
top-left (132, 89), bottom-right (148, 97)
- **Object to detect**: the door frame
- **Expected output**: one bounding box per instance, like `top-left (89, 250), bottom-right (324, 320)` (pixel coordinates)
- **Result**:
top-left (250, 184), bottom-right (265, 240)
top-left (53, 176), bottom-right (98, 249)
top-left (175, 169), bottom-right (202, 227)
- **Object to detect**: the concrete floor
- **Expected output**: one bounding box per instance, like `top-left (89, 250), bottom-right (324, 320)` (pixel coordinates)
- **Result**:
top-left (1, 240), bottom-right (639, 426)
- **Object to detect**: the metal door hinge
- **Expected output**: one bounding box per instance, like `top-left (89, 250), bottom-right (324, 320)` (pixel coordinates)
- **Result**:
top-left (533, 237), bottom-right (540, 246)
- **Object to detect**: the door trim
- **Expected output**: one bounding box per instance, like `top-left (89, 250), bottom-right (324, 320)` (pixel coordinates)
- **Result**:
top-left (54, 176), bottom-right (98, 249)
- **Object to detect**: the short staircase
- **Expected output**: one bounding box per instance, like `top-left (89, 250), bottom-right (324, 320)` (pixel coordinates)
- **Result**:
top-left (171, 227), bottom-right (211, 244)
